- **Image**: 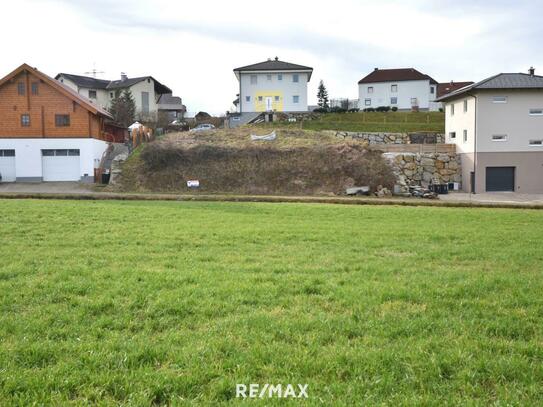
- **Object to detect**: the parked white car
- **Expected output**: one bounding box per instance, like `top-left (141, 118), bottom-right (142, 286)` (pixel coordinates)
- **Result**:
top-left (190, 123), bottom-right (215, 132)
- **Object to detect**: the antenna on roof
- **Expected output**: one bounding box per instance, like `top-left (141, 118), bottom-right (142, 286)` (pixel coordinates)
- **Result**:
top-left (84, 63), bottom-right (104, 78)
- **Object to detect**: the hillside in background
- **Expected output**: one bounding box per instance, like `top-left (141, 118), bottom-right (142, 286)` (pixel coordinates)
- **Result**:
top-left (257, 111), bottom-right (445, 133)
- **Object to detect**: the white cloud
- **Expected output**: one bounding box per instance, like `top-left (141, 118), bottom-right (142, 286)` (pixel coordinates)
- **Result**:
top-left (1, 0), bottom-right (541, 115)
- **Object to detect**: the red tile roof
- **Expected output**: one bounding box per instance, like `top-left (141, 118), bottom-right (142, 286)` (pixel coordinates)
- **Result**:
top-left (358, 68), bottom-right (437, 85)
top-left (437, 81), bottom-right (474, 98)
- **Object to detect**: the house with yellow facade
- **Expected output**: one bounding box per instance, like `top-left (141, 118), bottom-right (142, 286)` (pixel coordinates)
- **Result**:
top-left (229, 57), bottom-right (313, 126)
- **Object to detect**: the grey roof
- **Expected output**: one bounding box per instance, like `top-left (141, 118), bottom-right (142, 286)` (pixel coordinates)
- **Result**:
top-left (234, 58), bottom-right (313, 73)
top-left (436, 73), bottom-right (543, 101)
top-left (107, 76), bottom-right (171, 94)
top-left (157, 93), bottom-right (182, 105)
top-left (55, 73), bottom-right (110, 89)
top-left (55, 73), bottom-right (172, 95)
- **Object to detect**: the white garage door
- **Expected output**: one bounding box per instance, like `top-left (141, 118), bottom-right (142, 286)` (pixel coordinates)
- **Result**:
top-left (42, 149), bottom-right (81, 181)
top-left (0, 150), bottom-right (16, 182)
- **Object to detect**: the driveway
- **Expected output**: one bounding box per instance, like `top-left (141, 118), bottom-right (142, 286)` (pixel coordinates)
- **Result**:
top-left (441, 192), bottom-right (543, 205)
top-left (0, 182), bottom-right (96, 194)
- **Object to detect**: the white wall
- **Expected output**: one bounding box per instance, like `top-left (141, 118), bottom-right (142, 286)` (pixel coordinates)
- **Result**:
top-left (0, 138), bottom-right (108, 181)
top-left (476, 90), bottom-right (543, 153)
top-left (239, 72), bottom-right (309, 113)
top-left (443, 96), bottom-right (476, 154)
top-left (358, 80), bottom-right (437, 111)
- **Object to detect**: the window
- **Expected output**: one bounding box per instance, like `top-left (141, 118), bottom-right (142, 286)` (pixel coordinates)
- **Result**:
top-left (278, 74), bottom-right (282, 81)
top-left (267, 74), bottom-right (272, 81)
top-left (492, 134), bottom-right (507, 142)
top-left (147, 78), bottom-right (151, 83)
top-left (0, 150), bottom-right (15, 157)
top-left (245, 96), bottom-right (251, 102)
top-left (450, 104), bottom-right (455, 116)
top-left (449, 132), bottom-right (456, 139)
top-left (430, 86), bottom-right (435, 94)
top-left (55, 114), bottom-right (70, 127)
top-left (274, 96), bottom-right (280, 101)
top-left (258, 96), bottom-right (263, 102)
top-left (293, 74), bottom-right (299, 83)
top-left (293, 95), bottom-right (300, 103)
top-left (463, 100), bottom-right (468, 112)
top-left (391, 84), bottom-right (398, 92)
top-left (21, 113), bottom-right (30, 127)
top-left (529, 109), bottom-right (543, 116)
top-left (232, 116), bottom-right (241, 121)
top-left (250, 75), bottom-right (257, 85)
top-left (368, 86), bottom-right (374, 93)
top-left (492, 96), bottom-right (507, 103)
top-left (18, 82), bottom-right (25, 95)
top-left (31, 82), bottom-right (39, 95)
top-left (142, 92), bottom-right (149, 114)
top-left (410, 98), bottom-right (418, 106)
top-left (463, 129), bottom-right (468, 143)
top-left (365, 98), bottom-right (371, 106)
top-left (89, 90), bottom-right (97, 99)
top-left (390, 97), bottom-right (397, 104)
top-left (529, 140), bottom-right (543, 146)
top-left (110, 92), bottom-right (114, 98)
top-left (42, 149), bottom-right (80, 156)
top-left (20, 114), bottom-right (30, 127)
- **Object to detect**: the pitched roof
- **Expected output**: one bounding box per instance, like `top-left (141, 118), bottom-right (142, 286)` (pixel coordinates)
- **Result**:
top-left (55, 72), bottom-right (172, 95)
top-left (234, 58), bottom-right (313, 81)
top-left (157, 93), bottom-right (182, 105)
top-left (107, 76), bottom-right (172, 94)
top-left (436, 72), bottom-right (543, 101)
top-left (55, 73), bottom-right (110, 89)
top-left (437, 81), bottom-right (474, 98)
top-left (234, 58), bottom-right (313, 72)
top-left (0, 63), bottom-right (112, 119)
top-left (358, 68), bottom-right (437, 84)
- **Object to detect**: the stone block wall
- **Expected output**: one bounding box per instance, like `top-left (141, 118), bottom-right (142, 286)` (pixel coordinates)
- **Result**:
top-left (383, 152), bottom-right (462, 192)
top-left (335, 132), bottom-right (445, 144)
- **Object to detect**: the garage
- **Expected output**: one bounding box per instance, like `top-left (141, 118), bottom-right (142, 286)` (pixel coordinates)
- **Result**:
top-left (0, 149), bottom-right (16, 182)
top-left (42, 149), bottom-right (81, 181)
top-left (486, 166), bottom-right (515, 192)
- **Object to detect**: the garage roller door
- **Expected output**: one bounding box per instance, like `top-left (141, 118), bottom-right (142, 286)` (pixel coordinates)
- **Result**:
top-left (0, 150), bottom-right (16, 182)
top-left (42, 149), bottom-right (80, 181)
top-left (486, 167), bottom-right (515, 192)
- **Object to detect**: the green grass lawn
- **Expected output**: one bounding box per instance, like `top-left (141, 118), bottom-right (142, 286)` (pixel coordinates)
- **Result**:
top-left (257, 111), bottom-right (445, 133)
top-left (1, 200), bottom-right (542, 405)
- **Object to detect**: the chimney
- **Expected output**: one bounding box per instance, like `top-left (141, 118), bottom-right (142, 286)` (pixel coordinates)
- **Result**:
top-left (374, 67), bottom-right (378, 71)
top-left (267, 58), bottom-right (271, 61)
top-left (529, 66), bottom-right (535, 76)
top-left (120, 72), bottom-right (128, 82)
top-left (274, 56), bottom-right (278, 61)
top-left (450, 80), bottom-right (454, 86)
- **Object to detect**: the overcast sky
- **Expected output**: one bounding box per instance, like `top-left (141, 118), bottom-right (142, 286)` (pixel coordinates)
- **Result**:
top-left (2, 0), bottom-right (542, 115)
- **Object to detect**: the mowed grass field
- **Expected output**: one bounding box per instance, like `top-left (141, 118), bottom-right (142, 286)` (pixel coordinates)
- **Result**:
top-left (257, 111), bottom-right (445, 133)
top-left (1, 199), bottom-right (543, 405)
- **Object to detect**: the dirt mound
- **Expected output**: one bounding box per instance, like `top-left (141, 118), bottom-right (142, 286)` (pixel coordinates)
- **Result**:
top-left (115, 131), bottom-right (395, 195)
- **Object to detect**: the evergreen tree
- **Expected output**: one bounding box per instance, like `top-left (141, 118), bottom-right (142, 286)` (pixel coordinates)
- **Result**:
top-left (317, 80), bottom-right (329, 109)
top-left (109, 89), bottom-right (136, 127)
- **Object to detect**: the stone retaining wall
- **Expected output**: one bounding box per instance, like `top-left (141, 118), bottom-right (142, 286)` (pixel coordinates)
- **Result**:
top-left (336, 132), bottom-right (445, 144)
top-left (383, 152), bottom-right (462, 193)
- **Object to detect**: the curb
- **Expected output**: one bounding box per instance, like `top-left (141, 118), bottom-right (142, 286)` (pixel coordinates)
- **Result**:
top-left (0, 192), bottom-right (542, 210)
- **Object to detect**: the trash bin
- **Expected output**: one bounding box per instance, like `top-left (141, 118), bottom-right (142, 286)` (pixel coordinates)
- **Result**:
top-left (101, 172), bottom-right (110, 184)
top-left (438, 184), bottom-right (448, 194)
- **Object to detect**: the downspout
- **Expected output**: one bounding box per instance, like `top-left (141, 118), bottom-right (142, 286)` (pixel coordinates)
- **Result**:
top-left (238, 72), bottom-right (242, 114)
top-left (472, 93), bottom-right (477, 194)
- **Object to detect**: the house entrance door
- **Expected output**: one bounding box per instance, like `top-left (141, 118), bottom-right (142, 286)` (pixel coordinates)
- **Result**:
top-left (265, 97), bottom-right (273, 111)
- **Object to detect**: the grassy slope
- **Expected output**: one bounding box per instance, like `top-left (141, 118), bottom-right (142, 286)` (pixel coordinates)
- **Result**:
top-left (257, 111), bottom-right (445, 133)
top-left (1, 200), bottom-right (542, 405)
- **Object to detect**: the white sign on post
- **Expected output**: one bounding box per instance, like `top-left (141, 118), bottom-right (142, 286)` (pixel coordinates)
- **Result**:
top-left (187, 180), bottom-right (200, 188)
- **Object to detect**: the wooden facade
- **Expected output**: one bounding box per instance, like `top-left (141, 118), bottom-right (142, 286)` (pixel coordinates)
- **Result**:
top-left (0, 64), bottom-right (116, 140)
